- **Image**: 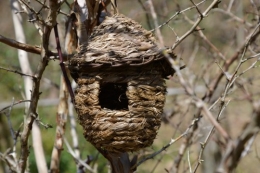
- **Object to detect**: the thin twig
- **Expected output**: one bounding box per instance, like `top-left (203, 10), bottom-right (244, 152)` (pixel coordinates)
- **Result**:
top-left (35, 119), bottom-right (53, 129)
top-left (217, 100), bottom-right (260, 172)
top-left (68, 81), bottom-right (80, 162)
top-left (150, 0), bottom-right (207, 32)
top-left (0, 66), bottom-right (36, 78)
top-left (193, 99), bottom-right (231, 172)
top-left (171, 0), bottom-right (221, 50)
top-left (213, 8), bottom-right (253, 27)
top-left (18, 0), bottom-right (44, 36)
top-left (136, 116), bottom-right (201, 167)
top-left (5, 98), bottom-right (17, 142)
top-left (205, 23), bottom-right (260, 100)
top-left (147, 0), bottom-right (164, 47)
top-left (137, 0), bottom-right (153, 30)
top-left (0, 100), bottom-right (31, 113)
top-left (187, 149), bottom-right (192, 173)
top-left (220, 23), bottom-right (260, 103)
top-left (35, 0), bottom-right (69, 17)
top-left (183, 14), bottom-right (226, 60)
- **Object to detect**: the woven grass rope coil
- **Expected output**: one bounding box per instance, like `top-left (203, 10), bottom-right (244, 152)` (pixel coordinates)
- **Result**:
top-left (69, 14), bottom-right (175, 153)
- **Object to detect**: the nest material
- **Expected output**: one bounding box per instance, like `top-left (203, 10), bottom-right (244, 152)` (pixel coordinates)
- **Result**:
top-left (69, 14), bottom-right (174, 77)
top-left (69, 14), bottom-right (174, 152)
top-left (75, 76), bottom-right (166, 152)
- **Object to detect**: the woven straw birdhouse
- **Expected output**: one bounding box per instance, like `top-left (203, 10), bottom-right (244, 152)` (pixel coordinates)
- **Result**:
top-left (69, 14), bottom-right (174, 153)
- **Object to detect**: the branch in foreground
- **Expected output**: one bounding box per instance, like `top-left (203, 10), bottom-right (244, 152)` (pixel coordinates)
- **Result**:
top-left (0, 34), bottom-right (41, 54)
top-left (0, 34), bottom-right (71, 58)
top-left (18, 0), bottom-right (60, 172)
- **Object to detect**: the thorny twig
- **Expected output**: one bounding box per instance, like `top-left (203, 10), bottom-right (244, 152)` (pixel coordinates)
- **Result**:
top-left (0, 34), bottom-right (41, 54)
top-left (18, 0), bottom-right (44, 36)
top-left (180, 7), bottom-right (260, 173)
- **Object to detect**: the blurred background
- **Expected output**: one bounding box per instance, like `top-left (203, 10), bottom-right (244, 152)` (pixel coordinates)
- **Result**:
top-left (1, 0), bottom-right (260, 172)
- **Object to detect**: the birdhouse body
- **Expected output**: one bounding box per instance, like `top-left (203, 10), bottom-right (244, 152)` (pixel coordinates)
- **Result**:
top-left (69, 14), bottom-right (174, 152)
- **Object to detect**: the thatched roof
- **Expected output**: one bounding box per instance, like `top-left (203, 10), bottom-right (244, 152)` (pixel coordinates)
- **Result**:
top-left (69, 14), bottom-right (174, 78)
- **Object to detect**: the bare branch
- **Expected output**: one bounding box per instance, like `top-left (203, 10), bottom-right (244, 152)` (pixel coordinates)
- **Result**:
top-left (0, 34), bottom-right (66, 57)
top-left (63, 137), bottom-right (95, 173)
top-left (150, 0), bottom-right (207, 32)
top-left (0, 66), bottom-right (36, 78)
top-left (218, 100), bottom-right (260, 172)
top-left (205, 23), bottom-right (260, 100)
top-left (213, 8), bottom-right (253, 27)
top-left (136, 116), bottom-right (201, 168)
top-left (137, 0), bottom-right (153, 30)
top-left (0, 100), bottom-right (31, 113)
top-left (68, 82), bottom-right (80, 162)
top-left (183, 14), bottom-right (226, 60)
top-left (18, 0), bottom-right (60, 171)
top-left (0, 34), bottom-right (41, 54)
top-left (171, 0), bottom-right (221, 50)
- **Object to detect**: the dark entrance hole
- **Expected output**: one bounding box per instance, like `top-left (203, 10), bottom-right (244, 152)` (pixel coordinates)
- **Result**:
top-left (99, 83), bottom-right (129, 110)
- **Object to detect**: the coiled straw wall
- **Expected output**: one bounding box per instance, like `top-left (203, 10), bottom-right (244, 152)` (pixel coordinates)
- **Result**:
top-left (69, 14), bottom-right (174, 152)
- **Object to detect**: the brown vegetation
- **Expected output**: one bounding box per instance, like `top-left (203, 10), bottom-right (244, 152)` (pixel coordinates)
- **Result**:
top-left (0, 0), bottom-right (260, 173)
